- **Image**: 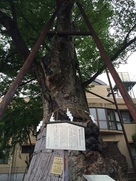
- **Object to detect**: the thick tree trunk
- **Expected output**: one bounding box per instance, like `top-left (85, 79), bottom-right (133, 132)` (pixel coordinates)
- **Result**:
top-left (24, 1), bottom-right (128, 181)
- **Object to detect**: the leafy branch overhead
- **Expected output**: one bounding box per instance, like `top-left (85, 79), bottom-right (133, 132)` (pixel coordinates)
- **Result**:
top-left (0, 97), bottom-right (42, 149)
top-left (0, 0), bottom-right (136, 148)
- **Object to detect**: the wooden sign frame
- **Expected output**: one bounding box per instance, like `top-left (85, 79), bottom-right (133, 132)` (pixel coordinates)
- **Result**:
top-left (46, 121), bottom-right (86, 151)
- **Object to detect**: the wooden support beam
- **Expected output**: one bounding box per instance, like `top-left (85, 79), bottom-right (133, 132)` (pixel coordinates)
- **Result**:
top-left (106, 70), bottom-right (136, 172)
top-left (0, 10), bottom-right (57, 119)
top-left (46, 31), bottom-right (92, 36)
top-left (86, 89), bottom-right (115, 104)
top-left (76, 1), bottom-right (136, 124)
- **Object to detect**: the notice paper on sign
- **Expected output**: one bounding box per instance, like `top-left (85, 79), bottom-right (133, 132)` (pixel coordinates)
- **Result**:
top-left (51, 157), bottom-right (63, 175)
top-left (46, 122), bottom-right (86, 151)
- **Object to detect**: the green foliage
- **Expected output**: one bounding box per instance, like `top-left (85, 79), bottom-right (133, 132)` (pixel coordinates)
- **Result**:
top-left (73, 0), bottom-right (115, 80)
top-left (74, 0), bottom-right (135, 80)
top-left (0, 96), bottom-right (43, 149)
top-left (0, 0), bottom-right (135, 151)
top-left (0, 144), bottom-right (10, 163)
top-left (0, 0), bottom-right (135, 81)
top-left (132, 133), bottom-right (136, 142)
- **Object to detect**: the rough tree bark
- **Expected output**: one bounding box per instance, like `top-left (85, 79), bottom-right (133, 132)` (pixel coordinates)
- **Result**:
top-left (24, 1), bottom-right (128, 181)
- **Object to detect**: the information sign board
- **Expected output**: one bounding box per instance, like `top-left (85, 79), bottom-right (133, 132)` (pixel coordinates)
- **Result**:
top-left (46, 122), bottom-right (85, 151)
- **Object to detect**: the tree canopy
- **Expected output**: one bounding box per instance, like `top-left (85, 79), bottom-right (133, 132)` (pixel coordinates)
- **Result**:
top-left (0, 0), bottom-right (136, 151)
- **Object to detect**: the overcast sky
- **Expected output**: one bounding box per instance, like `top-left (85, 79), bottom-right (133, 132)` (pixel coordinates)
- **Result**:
top-left (97, 52), bottom-right (136, 97)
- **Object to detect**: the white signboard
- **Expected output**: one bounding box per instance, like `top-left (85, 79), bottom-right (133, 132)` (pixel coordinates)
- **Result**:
top-left (83, 175), bottom-right (115, 181)
top-left (46, 122), bottom-right (86, 151)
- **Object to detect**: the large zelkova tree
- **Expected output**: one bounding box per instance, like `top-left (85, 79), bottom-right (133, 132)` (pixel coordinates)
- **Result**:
top-left (0, 0), bottom-right (136, 180)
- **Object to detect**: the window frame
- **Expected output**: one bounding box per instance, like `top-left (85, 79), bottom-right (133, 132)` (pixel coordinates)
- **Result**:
top-left (0, 148), bottom-right (10, 164)
top-left (89, 107), bottom-right (123, 131)
top-left (21, 145), bottom-right (35, 154)
top-left (120, 110), bottom-right (133, 124)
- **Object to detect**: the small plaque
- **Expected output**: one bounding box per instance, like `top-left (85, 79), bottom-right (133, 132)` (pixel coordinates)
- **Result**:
top-left (46, 122), bottom-right (85, 151)
top-left (83, 175), bottom-right (115, 181)
top-left (51, 157), bottom-right (63, 175)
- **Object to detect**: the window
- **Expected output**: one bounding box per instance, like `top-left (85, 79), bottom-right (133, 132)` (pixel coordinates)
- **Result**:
top-left (89, 108), bottom-right (123, 131)
top-left (107, 110), bottom-right (114, 121)
top-left (89, 108), bottom-right (97, 120)
top-left (89, 108), bottom-right (108, 129)
top-left (89, 108), bottom-right (98, 125)
top-left (107, 110), bottom-right (123, 130)
top-left (117, 123), bottom-right (122, 130)
top-left (22, 145), bottom-right (35, 154)
top-left (129, 143), bottom-right (136, 165)
top-left (107, 109), bottom-right (116, 130)
top-left (97, 109), bottom-right (106, 120)
top-left (97, 108), bottom-right (108, 129)
top-left (0, 148), bottom-right (10, 164)
top-left (115, 112), bottom-right (122, 130)
top-left (120, 110), bottom-right (133, 124)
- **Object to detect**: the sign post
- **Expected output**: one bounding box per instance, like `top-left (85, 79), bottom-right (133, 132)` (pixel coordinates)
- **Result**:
top-left (45, 121), bottom-right (86, 181)
top-left (64, 150), bottom-right (68, 181)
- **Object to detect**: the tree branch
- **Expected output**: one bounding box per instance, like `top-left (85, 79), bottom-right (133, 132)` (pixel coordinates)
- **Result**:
top-left (124, 23), bottom-right (136, 43)
top-left (16, 8), bottom-right (50, 51)
top-left (8, 0), bottom-right (17, 23)
top-left (82, 36), bottom-right (136, 87)
top-left (20, 78), bottom-right (36, 87)
top-left (0, 10), bottom-right (30, 60)
top-left (0, 9), bottom-right (57, 119)
top-left (77, 1), bottom-right (136, 127)
top-left (111, 37), bottom-right (136, 61)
